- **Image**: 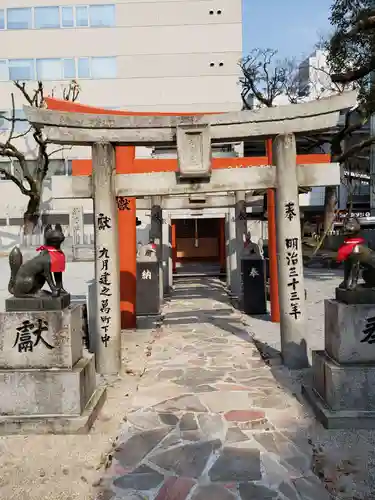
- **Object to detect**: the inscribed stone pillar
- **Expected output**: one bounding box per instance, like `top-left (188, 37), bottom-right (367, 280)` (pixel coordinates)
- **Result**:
top-left (150, 195), bottom-right (163, 303)
top-left (162, 213), bottom-right (171, 296)
top-left (274, 134), bottom-right (308, 369)
top-left (92, 142), bottom-right (121, 375)
top-left (228, 207), bottom-right (239, 297)
top-left (69, 206), bottom-right (84, 245)
top-left (233, 191), bottom-right (247, 301)
top-left (225, 213), bottom-right (231, 289)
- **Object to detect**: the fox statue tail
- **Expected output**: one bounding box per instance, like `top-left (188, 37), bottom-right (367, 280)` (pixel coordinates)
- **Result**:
top-left (8, 246), bottom-right (23, 295)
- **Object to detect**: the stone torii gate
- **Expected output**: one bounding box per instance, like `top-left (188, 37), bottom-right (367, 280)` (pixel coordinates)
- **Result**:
top-left (24, 91), bottom-right (356, 374)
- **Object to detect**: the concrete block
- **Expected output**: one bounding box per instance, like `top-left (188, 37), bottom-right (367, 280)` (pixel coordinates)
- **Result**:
top-left (311, 350), bottom-right (325, 398)
top-left (312, 350), bottom-right (375, 411)
top-left (325, 299), bottom-right (375, 364)
top-left (0, 354), bottom-right (96, 416)
top-left (0, 305), bottom-right (83, 369)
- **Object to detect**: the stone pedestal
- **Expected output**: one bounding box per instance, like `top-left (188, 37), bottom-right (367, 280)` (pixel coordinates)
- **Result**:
top-left (241, 258), bottom-right (267, 315)
top-left (0, 305), bottom-right (106, 434)
top-left (303, 299), bottom-right (375, 428)
top-left (136, 260), bottom-right (161, 329)
top-left (6, 293), bottom-right (71, 312)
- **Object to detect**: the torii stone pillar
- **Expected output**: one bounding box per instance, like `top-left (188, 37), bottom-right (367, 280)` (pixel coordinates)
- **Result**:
top-left (150, 195), bottom-right (163, 303)
top-left (92, 143), bottom-right (121, 374)
top-left (234, 191), bottom-right (247, 302)
top-left (274, 134), bottom-right (308, 369)
top-left (225, 213), bottom-right (231, 289)
top-left (228, 206), bottom-right (238, 297)
top-left (162, 213), bottom-right (172, 296)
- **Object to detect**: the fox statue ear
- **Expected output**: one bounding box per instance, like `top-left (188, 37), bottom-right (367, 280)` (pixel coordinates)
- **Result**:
top-left (44, 224), bottom-right (52, 235)
top-left (55, 223), bottom-right (63, 232)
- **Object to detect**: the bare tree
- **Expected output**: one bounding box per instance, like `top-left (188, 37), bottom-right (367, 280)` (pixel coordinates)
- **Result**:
top-left (239, 49), bottom-right (302, 108)
top-left (0, 80), bottom-right (80, 234)
top-left (239, 47), bottom-right (369, 233)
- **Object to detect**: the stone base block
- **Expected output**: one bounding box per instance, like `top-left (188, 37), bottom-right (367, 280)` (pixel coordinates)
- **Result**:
top-left (311, 350), bottom-right (375, 412)
top-left (0, 354), bottom-right (97, 416)
top-left (0, 385), bottom-right (106, 434)
top-left (229, 295), bottom-right (240, 309)
top-left (6, 293), bottom-right (71, 312)
top-left (0, 305), bottom-right (83, 369)
top-left (302, 385), bottom-right (375, 429)
top-left (136, 314), bottom-right (163, 330)
top-left (325, 299), bottom-right (375, 363)
top-left (336, 286), bottom-right (375, 304)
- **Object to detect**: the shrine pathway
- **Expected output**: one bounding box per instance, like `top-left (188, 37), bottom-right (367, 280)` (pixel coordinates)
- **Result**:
top-left (97, 277), bottom-right (332, 500)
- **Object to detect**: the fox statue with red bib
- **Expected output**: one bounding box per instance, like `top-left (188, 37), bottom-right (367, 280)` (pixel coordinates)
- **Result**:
top-left (8, 224), bottom-right (67, 298)
top-left (337, 216), bottom-right (375, 291)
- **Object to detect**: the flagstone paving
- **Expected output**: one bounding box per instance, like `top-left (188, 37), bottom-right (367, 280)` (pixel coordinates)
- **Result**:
top-left (96, 278), bottom-right (333, 500)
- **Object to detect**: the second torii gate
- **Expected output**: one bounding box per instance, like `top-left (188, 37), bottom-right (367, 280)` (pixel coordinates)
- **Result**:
top-left (24, 90), bottom-right (356, 373)
top-left (44, 97), bottom-right (331, 329)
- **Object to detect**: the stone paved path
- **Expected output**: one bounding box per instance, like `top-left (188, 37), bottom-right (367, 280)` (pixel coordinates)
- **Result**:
top-left (97, 278), bottom-right (332, 500)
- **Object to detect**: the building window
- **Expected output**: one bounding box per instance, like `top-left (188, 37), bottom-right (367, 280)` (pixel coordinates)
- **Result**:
top-left (14, 110), bottom-right (29, 134)
top-left (0, 111), bottom-right (8, 131)
top-left (36, 58), bottom-right (63, 80)
top-left (47, 159), bottom-right (66, 177)
top-left (0, 162), bottom-right (12, 180)
top-left (61, 6), bottom-right (74, 27)
top-left (7, 8), bottom-right (32, 30)
top-left (34, 6), bottom-right (60, 29)
top-left (76, 6), bottom-right (89, 27)
top-left (91, 57), bottom-right (116, 78)
top-left (4, 4), bottom-right (115, 30)
top-left (0, 60), bottom-right (8, 81)
top-left (89, 4), bottom-right (115, 27)
top-left (4, 56), bottom-right (116, 81)
top-left (63, 58), bottom-right (76, 79)
top-left (8, 59), bottom-right (35, 80)
top-left (77, 57), bottom-right (90, 78)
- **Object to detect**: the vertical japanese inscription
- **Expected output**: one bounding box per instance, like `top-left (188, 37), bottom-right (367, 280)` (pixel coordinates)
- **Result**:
top-left (97, 211), bottom-right (112, 347)
top-left (284, 202), bottom-right (297, 221)
top-left (285, 237), bottom-right (301, 320)
top-left (361, 316), bottom-right (375, 344)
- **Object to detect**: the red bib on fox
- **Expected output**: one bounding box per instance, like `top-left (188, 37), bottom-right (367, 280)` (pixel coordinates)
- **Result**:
top-left (36, 246), bottom-right (66, 272)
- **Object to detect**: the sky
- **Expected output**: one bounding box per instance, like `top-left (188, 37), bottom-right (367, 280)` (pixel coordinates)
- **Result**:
top-left (242, 0), bottom-right (332, 60)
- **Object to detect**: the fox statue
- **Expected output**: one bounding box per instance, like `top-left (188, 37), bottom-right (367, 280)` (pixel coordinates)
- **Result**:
top-left (8, 223), bottom-right (67, 298)
top-left (337, 216), bottom-right (375, 290)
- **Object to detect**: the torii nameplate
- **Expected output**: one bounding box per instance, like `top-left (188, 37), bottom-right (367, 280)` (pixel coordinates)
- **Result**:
top-left (176, 124), bottom-right (211, 179)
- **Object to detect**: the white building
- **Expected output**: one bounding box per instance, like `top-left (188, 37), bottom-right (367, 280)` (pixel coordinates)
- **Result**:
top-left (0, 0), bottom-right (243, 241)
top-left (0, 0), bottom-right (247, 268)
top-left (298, 49), bottom-right (334, 100)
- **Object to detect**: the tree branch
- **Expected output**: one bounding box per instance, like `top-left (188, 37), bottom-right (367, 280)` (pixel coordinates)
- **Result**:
top-left (337, 135), bottom-right (375, 164)
top-left (331, 56), bottom-right (375, 83)
top-left (0, 166), bottom-right (30, 196)
top-left (347, 9), bottom-right (375, 37)
top-left (48, 146), bottom-right (72, 157)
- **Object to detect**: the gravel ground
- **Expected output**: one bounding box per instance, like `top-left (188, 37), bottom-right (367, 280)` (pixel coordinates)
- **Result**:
top-left (240, 267), bottom-right (375, 499)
